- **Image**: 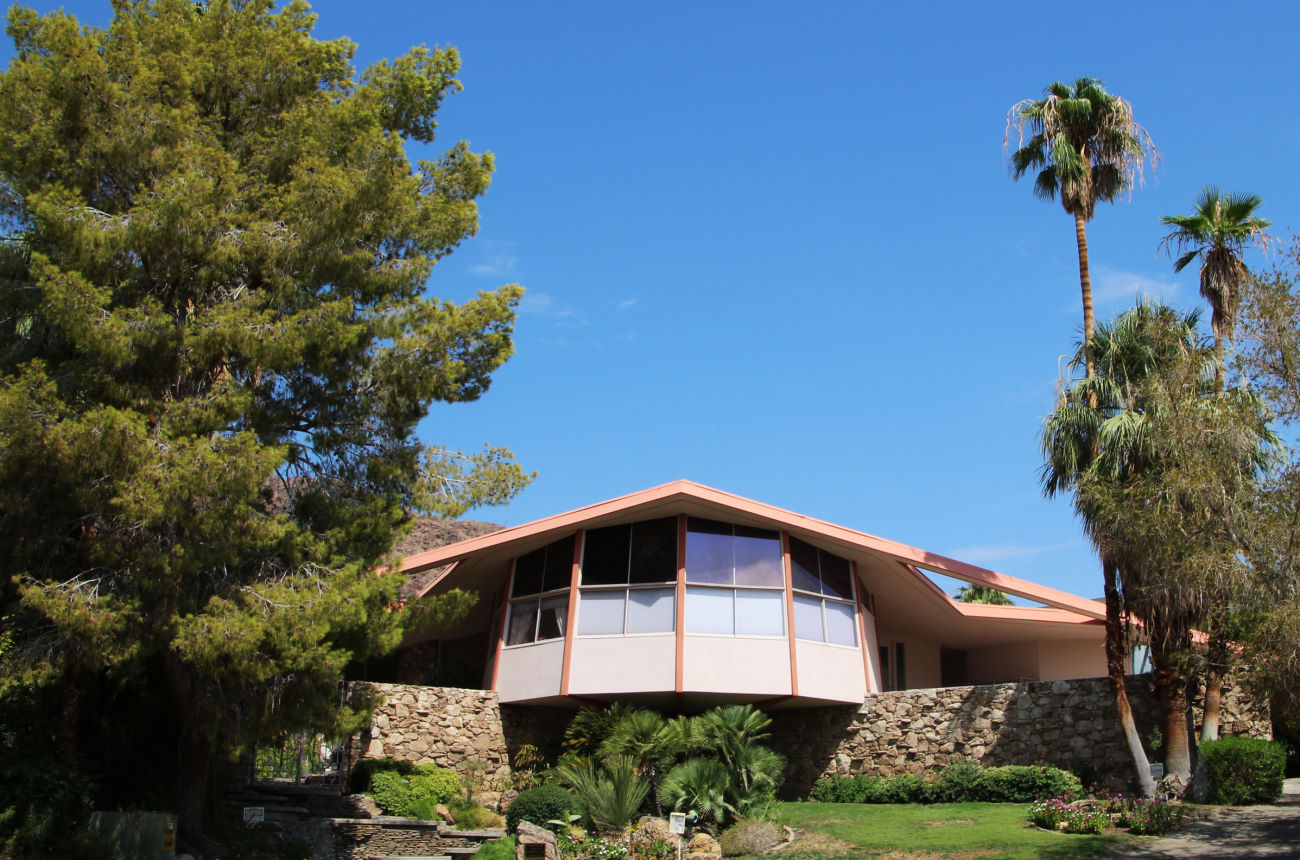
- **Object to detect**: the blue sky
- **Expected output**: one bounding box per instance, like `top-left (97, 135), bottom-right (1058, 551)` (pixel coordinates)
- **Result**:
top-left (6, 1), bottom-right (1299, 602)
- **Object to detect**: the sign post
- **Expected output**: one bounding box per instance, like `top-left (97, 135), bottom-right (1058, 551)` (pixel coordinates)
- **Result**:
top-left (669, 812), bottom-right (686, 860)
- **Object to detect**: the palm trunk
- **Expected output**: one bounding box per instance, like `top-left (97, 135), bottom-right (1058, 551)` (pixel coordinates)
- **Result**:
top-left (1075, 212), bottom-right (1097, 384)
top-left (1103, 558), bottom-right (1155, 797)
top-left (1154, 649), bottom-right (1193, 793)
top-left (1201, 626), bottom-right (1227, 741)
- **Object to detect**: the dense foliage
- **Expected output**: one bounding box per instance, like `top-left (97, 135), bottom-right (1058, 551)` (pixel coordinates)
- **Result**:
top-left (1200, 737), bottom-right (1286, 805)
top-left (810, 760), bottom-right (1083, 805)
top-left (365, 763), bottom-right (461, 819)
top-left (0, 0), bottom-right (529, 836)
top-left (506, 785), bottom-right (576, 835)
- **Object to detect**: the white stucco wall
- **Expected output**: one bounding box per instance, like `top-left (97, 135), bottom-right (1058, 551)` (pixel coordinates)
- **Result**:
top-left (567, 635), bottom-right (676, 695)
top-left (795, 640), bottom-right (867, 703)
top-left (682, 636), bottom-right (791, 695)
top-left (496, 639), bottom-right (564, 702)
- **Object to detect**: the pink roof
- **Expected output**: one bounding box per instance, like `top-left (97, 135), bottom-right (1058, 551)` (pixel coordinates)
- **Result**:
top-left (403, 480), bottom-right (1104, 621)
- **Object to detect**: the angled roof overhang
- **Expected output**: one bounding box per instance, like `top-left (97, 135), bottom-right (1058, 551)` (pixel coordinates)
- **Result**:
top-left (401, 480), bottom-right (1104, 625)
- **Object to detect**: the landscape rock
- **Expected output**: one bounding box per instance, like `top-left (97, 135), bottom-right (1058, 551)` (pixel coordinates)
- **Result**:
top-left (516, 820), bottom-right (561, 860)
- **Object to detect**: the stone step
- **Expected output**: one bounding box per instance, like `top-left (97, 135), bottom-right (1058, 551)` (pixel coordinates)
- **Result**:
top-left (365, 855), bottom-right (452, 860)
top-left (441, 828), bottom-right (505, 839)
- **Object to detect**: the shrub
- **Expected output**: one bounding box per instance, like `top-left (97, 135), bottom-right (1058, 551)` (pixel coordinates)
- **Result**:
top-left (886, 772), bottom-right (931, 804)
top-left (719, 818), bottom-right (782, 856)
top-left (475, 835), bottom-right (516, 860)
top-left (1201, 736), bottom-right (1286, 805)
top-left (366, 765), bottom-right (461, 819)
top-left (1061, 805), bottom-right (1108, 834)
top-left (809, 775), bottom-right (860, 803)
top-left (931, 758), bottom-right (984, 803)
top-left (557, 830), bottom-right (628, 859)
top-left (977, 764), bottom-right (1082, 803)
top-left (506, 784), bottom-right (575, 834)
top-left (349, 757), bottom-right (414, 794)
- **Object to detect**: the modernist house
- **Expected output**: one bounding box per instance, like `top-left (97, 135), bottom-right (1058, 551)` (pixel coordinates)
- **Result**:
top-left (393, 481), bottom-right (1113, 711)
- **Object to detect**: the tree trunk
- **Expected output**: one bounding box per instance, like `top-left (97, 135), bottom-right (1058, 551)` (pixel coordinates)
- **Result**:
top-left (1103, 558), bottom-right (1155, 796)
top-left (1201, 626), bottom-right (1227, 741)
top-left (1154, 650), bottom-right (1193, 792)
top-left (1075, 212), bottom-right (1097, 384)
top-left (164, 650), bottom-right (212, 838)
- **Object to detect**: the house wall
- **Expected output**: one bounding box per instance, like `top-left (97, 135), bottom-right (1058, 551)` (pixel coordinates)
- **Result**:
top-left (568, 636), bottom-right (676, 695)
top-left (768, 675), bottom-right (1271, 796)
top-left (1037, 638), bottom-right (1106, 681)
top-left (682, 635), bottom-right (792, 696)
top-left (876, 628), bottom-right (942, 689)
top-left (967, 642), bottom-right (1039, 684)
top-left (796, 640), bottom-right (866, 702)
top-left (496, 639), bottom-right (564, 703)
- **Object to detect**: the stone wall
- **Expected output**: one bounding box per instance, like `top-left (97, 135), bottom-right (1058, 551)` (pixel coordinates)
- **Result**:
top-left (349, 683), bottom-right (574, 810)
top-left (769, 675), bottom-right (1270, 795)
top-left (350, 683), bottom-right (513, 808)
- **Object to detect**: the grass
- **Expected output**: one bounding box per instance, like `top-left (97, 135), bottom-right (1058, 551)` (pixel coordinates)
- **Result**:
top-left (751, 801), bottom-right (1130, 859)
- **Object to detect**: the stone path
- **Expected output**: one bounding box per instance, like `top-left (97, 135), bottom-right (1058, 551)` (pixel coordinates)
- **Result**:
top-left (1115, 777), bottom-right (1300, 858)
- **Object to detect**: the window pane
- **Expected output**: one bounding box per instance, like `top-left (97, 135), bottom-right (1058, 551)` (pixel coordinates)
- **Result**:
top-left (583, 525), bottom-right (630, 585)
top-left (627, 587), bottom-right (675, 634)
top-left (685, 586), bottom-right (734, 634)
top-left (735, 588), bottom-right (784, 636)
top-left (543, 535), bottom-right (576, 592)
top-left (789, 537), bottom-right (821, 593)
top-left (685, 519), bottom-right (733, 585)
top-left (793, 593), bottom-right (824, 642)
top-left (578, 589), bottom-right (625, 635)
top-left (825, 600), bottom-right (858, 646)
top-left (734, 526), bottom-right (783, 586)
top-left (630, 517), bottom-right (678, 584)
top-left (507, 601), bottom-right (538, 645)
top-left (512, 549), bottom-right (545, 597)
top-left (538, 594), bottom-right (569, 641)
top-left (895, 642), bottom-right (907, 689)
top-left (819, 551), bottom-right (852, 599)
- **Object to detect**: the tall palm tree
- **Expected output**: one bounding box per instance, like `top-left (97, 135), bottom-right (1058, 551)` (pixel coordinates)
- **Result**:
top-left (1007, 77), bottom-right (1157, 381)
top-left (1042, 302), bottom-right (1211, 795)
top-left (1009, 77), bottom-right (1157, 793)
top-left (1160, 187), bottom-right (1270, 741)
top-left (1160, 187), bottom-right (1271, 393)
top-left (955, 583), bottom-right (1012, 605)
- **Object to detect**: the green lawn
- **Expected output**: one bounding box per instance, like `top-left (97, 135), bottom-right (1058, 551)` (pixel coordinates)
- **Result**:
top-left (758, 801), bottom-right (1130, 859)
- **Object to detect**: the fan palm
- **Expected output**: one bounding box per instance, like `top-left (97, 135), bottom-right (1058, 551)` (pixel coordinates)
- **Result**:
top-left (1160, 186), bottom-right (1271, 390)
top-left (955, 583), bottom-right (1012, 605)
top-left (1007, 77), bottom-right (1156, 380)
top-left (1042, 301), bottom-right (1210, 794)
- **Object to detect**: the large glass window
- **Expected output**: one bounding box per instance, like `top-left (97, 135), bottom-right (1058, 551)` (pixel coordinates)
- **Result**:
top-left (578, 518), bottom-right (677, 635)
top-left (790, 536), bottom-right (857, 646)
top-left (685, 518), bottom-right (785, 636)
top-left (506, 535), bottom-right (575, 646)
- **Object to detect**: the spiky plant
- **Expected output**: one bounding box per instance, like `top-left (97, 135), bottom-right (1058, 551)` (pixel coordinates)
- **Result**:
top-left (658, 758), bottom-right (735, 830)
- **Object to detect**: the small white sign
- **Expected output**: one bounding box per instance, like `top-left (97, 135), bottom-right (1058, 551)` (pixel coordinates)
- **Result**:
top-left (668, 812), bottom-right (686, 834)
top-left (243, 807), bottom-right (265, 825)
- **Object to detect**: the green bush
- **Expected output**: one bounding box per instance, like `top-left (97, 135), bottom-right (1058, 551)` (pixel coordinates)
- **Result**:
top-left (931, 758), bottom-right (984, 803)
top-left (506, 784), bottom-right (575, 834)
top-left (1201, 736), bottom-right (1286, 805)
top-left (475, 835), bottom-right (516, 860)
top-left (886, 772), bottom-right (931, 804)
top-left (349, 757), bottom-right (415, 793)
top-left (976, 765), bottom-right (1082, 803)
top-left (366, 765), bottom-right (461, 819)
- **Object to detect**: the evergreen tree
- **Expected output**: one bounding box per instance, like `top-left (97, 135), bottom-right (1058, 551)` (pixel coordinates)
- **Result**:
top-left (0, 0), bottom-right (530, 834)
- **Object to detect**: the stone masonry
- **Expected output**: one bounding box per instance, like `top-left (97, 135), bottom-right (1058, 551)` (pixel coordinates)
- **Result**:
top-left (352, 676), bottom-right (1271, 807)
top-left (769, 675), bottom-right (1270, 795)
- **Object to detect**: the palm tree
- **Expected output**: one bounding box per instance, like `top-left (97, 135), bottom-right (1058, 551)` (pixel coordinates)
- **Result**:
top-left (1160, 187), bottom-right (1271, 392)
top-left (1009, 77), bottom-right (1157, 793)
top-left (1042, 301), bottom-right (1211, 794)
top-left (1161, 188), bottom-right (1271, 742)
top-left (1007, 78), bottom-right (1157, 381)
top-left (955, 583), bottom-right (1012, 605)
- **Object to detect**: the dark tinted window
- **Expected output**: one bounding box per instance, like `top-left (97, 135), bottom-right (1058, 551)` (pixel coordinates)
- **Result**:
top-left (789, 536), bottom-right (821, 593)
top-left (583, 524), bottom-right (630, 585)
top-left (685, 517), bottom-right (733, 584)
top-left (819, 552), bottom-right (852, 599)
top-left (512, 547), bottom-right (545, 596)
top-left (543, 535), bottom-right (576, 592)
top-left (629, 517), bottom-right (678, 583)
